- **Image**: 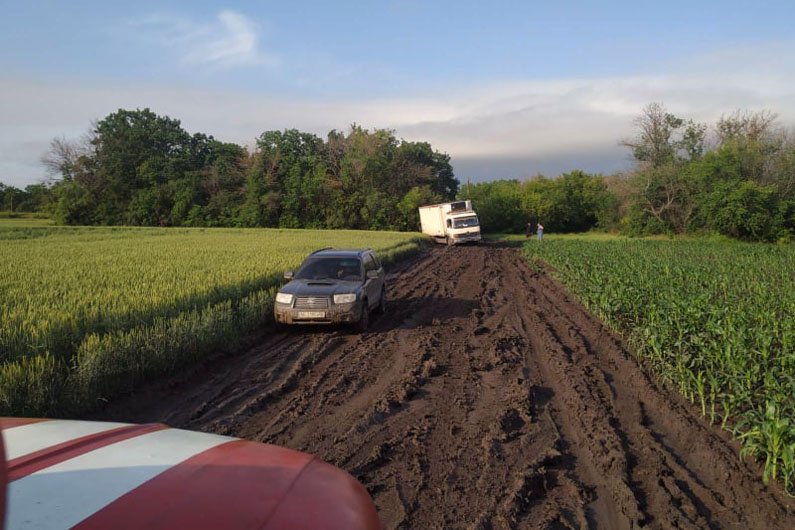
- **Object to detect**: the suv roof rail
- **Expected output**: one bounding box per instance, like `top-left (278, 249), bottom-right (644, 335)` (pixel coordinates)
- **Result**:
top-left (310, 247), bottom-right (334, 255)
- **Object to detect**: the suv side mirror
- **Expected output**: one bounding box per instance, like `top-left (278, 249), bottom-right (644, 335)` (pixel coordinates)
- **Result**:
top-left (284, 271), bottom-right (294, 280)
top-left (366, 270), bottom-right (379, 280)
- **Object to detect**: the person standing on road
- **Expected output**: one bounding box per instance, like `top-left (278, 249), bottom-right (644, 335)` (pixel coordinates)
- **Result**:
top-left (537, 223), bottom-right (544, 242)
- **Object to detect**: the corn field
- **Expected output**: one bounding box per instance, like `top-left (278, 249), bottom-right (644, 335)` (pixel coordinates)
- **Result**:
top-left (0, 225), bottom-right (423, 416)
top-left (525, 238), bottom-right (795, 493)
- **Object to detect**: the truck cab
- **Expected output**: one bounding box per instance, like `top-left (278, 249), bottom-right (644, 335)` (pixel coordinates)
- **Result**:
top-left (444, 211), bottom-right (481, 245)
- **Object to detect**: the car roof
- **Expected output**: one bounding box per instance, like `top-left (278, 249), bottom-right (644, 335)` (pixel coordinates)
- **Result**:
top-left (308, 248), bottom-right (372, 258)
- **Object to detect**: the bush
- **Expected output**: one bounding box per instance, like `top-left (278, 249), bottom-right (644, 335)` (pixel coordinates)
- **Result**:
top-left (700, 181), bottom-right (782, 241)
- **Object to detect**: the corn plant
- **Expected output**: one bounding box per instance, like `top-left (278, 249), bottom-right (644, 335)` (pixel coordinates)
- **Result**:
top-left (525, 238), bottom-right (795, 493)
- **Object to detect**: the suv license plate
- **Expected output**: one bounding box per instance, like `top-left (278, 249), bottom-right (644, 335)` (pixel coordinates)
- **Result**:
top-left (297, 311), bottom-right (326, 319)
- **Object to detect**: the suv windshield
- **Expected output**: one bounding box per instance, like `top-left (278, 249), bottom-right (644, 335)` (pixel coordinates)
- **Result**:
top-left (453, 216), bottom-right (479, 228)
top-left (295, 257), bottom-right (363, 281)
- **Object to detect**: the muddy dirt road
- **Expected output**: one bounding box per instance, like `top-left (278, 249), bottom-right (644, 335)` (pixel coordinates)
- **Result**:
top-left (100, 244), bottom-right (795, 529)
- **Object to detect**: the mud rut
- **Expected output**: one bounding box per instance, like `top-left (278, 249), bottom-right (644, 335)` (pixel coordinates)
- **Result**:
top-left (100, 244), bottom-right (795, 529)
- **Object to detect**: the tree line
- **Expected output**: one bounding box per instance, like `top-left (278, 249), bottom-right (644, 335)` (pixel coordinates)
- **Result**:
top-left (0, 183), bottom-right (52, 213)
top-left (458, 171), bottom-right (616, 234)
top-left (614, 103), bottom-right (795, 241)
top-left (2, 105), bottom-right (793, 241)
top-left (454, 104), bottom-right (794, 241)
top-left (21, 108), bottom-right (457, 231)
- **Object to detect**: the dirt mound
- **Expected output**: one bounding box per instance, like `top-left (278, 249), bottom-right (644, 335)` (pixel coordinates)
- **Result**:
top-left (98, 244), bottom-right (795, 529)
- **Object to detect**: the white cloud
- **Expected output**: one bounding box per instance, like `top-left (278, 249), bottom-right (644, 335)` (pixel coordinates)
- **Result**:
top-left (133, 10), bottom-right (275, 68)
top-left (1, 42), bottom-right (794, 186)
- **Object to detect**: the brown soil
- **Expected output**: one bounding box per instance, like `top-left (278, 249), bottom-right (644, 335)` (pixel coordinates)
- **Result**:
top-left (98, 244), bottom-right (795, 529)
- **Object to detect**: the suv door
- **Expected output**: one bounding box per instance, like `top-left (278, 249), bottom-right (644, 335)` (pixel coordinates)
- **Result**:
top-left (362, 253), bottom-right (381, 309)
top-left (372, 253), bottom-right (385, 309)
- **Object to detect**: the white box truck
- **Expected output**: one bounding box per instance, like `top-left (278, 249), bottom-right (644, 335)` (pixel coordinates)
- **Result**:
top-left (418, 200), bottom-right (482, 245)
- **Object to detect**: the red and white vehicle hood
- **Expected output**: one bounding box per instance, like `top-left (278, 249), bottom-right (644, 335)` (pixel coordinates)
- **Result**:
top-left (0, 418), bottom-right (381, 530)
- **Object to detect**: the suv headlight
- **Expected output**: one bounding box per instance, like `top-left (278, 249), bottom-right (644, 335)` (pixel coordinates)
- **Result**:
top-left (275, 292), bottom-right (293, 304)
top-left (333, 293), bottom-right (357, 304)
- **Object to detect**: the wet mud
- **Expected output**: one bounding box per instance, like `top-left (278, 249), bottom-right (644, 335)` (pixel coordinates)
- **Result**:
top-left (98, 244), bottom-right (795, 529)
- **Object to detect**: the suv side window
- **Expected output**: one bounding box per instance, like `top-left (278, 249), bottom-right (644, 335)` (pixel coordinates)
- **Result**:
top-left (363, 254), bottom-right (376, 273)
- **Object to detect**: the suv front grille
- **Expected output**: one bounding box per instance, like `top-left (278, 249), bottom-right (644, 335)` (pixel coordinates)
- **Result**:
top-left (294, 296), bottom-right (331, 309)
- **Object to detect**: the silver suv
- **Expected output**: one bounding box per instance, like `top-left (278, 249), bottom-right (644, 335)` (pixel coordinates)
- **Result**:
top-left (274, 248), bottom-right (386, 331)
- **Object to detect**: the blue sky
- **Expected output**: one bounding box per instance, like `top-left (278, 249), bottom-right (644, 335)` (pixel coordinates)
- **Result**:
top-left (2, 1), bottom-right (795, 186)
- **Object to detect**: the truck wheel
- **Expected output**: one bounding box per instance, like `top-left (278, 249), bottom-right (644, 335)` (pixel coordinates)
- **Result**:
top-left (356, 300), bottom-right (370, 332)
top-left (376, 288), bottom-right (387, 315)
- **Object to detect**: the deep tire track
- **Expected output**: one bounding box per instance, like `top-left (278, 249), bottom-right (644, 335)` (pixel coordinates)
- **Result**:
top-left (97, 244), bottom-right (795, 529)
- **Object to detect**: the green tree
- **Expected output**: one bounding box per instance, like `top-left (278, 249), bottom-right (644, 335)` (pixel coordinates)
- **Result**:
top-left (0, 183), bottom-right (21, 211)
top-left (53, 180), bottom-right (95, 225)
top-left (621, 103), bottom-right (707, 234)
top-left (397, 186), bottom-right (445, 231)
top-left (618, 104), bottom-right (794, 241)
top-left (45, 112), bottom-right (459, 231)
top-left (700, 181), bottom-right (783, 241)
top-left (459, 180), bottom-right (525, 233)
